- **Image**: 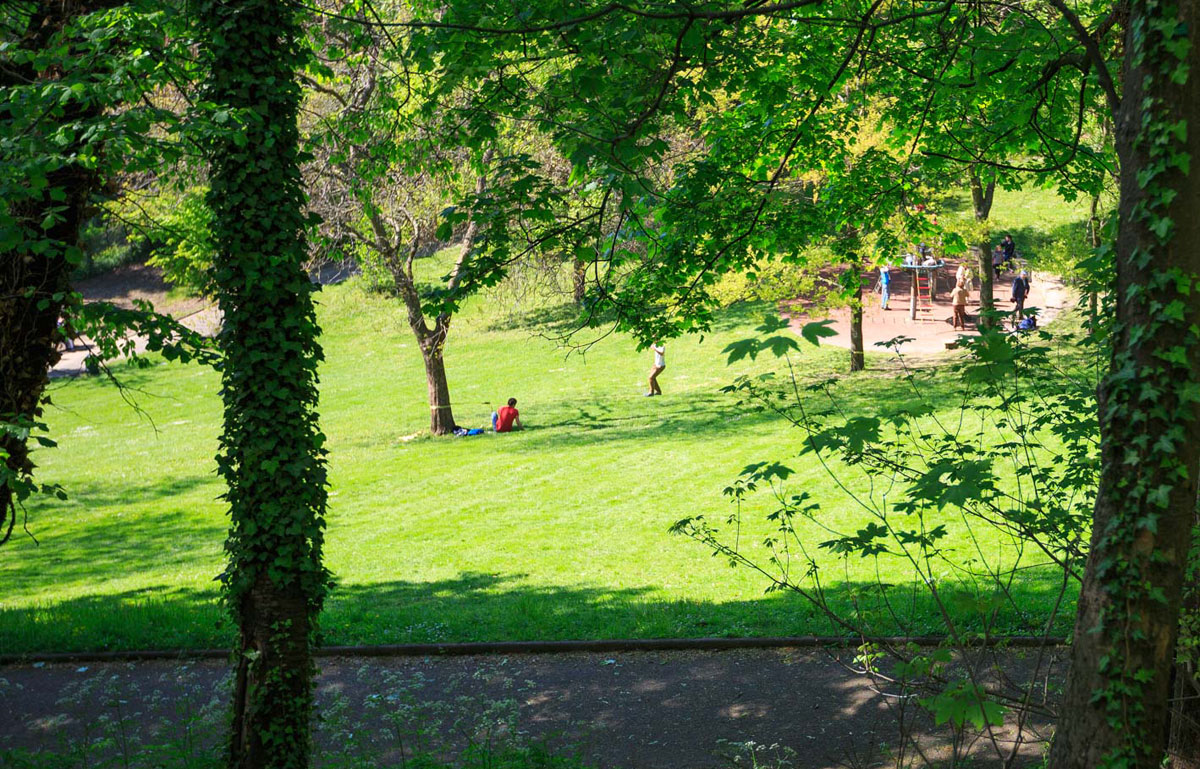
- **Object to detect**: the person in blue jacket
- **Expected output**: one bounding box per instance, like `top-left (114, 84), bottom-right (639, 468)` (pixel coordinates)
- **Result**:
top-left (879, 264), bottom-right (891, 310)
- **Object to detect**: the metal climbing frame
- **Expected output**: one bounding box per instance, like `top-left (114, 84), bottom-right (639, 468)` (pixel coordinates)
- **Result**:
top-left (915, 269), bottom-right (934, 311)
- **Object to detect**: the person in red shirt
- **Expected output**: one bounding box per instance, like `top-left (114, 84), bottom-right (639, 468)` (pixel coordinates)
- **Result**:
top-left (492, 398), bottom-right (521, 432)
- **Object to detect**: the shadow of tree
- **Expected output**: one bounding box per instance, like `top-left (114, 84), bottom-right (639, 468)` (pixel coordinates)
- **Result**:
top-left (0, 567), bottom-right (1075, 655)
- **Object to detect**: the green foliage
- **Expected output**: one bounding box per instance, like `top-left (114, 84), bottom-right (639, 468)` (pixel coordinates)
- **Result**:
top-left (708, 256), bottom-right (830, 308)
top-left (0, 415), bottom-right (65, 546)
top-left (400, 0), bottom-right (1106, 345)
top-left (921, 681), bottom-right (1007, 730)
top-left (676, 312), bottom-right (1100, 759)
top-left (0, 0), bottom-right (199, 554)
top-left (114, 187), bottom-right (217, 297)
top-left (75, 216), bottom-right (142, 280)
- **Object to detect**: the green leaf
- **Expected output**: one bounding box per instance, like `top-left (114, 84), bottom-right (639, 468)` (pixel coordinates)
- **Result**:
top-left (800, 320), bottom-right (838, 346)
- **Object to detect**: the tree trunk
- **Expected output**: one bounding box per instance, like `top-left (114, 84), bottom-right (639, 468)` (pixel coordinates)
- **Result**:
top-left (422, 331), bottom-right (456, 435)
top-left (974, 244), bottom-right (995, 329)
top-left (849, 272), bottom-right (864, 372)
top-left (1048, 2), bottom-right (1200, 766)
top-left (230, 574), bottom-right (313, 768)
top-left (1088, 191), bottom-right (1104, 335)
top-left (199, 2), bottom-right (330, 768)
top-left (573, 256), bottom-right (587, 304)
top-left (969, 164), bottom-right (996, 221)
top-left (0, 2), bottom-right (102, 545)
top-left (968, 166), bottom-right (996, 329)
top-left (393, 271), bottom-right (458, 435)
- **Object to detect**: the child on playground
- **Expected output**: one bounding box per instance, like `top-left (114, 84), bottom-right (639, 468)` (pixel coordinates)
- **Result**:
top-left (951, 280), bottom-right (970, 330)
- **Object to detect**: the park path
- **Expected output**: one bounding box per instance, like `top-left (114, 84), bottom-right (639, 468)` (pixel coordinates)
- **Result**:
top-left (1, 648), bottom-right (1055, 767)
top-left (51, 261), bottom-right (354, 377)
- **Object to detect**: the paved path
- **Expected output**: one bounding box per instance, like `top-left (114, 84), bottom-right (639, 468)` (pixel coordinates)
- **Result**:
top-left (1, 649), bottom-right (1056, 767)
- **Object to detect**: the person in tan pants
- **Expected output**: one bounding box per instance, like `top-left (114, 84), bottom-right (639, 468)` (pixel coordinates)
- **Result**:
top-left (951, 281), bottom-right (970, 330)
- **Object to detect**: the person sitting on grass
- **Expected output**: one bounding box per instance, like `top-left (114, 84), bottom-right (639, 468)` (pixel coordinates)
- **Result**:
top-left (492, 398), bottom-right (522, 432)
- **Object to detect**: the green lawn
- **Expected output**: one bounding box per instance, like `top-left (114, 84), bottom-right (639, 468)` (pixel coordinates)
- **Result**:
top-left (1, 200), bottom-right (1091, 653)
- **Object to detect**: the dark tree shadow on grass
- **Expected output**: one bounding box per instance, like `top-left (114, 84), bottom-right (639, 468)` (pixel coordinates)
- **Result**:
top-left (1, 569), bottom-right (1075, 655)
top-left (8, 474), bottom-right (226, 597)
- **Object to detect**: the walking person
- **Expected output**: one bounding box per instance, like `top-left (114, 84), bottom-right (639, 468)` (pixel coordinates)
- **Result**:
top-left (646, 342), bottom-right (666, 396)
top-left (57, 314), bottom-right (75, 352)
top-left (951, 280), bottom-right (970, 330)
top-left (1011, 270), bottom-right (1031, 327)
top-left (879, 263), bottom-right (891, 310)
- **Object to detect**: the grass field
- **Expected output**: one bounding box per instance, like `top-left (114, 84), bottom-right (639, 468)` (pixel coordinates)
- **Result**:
top-left (0, 193), bottom-right (1093, 653)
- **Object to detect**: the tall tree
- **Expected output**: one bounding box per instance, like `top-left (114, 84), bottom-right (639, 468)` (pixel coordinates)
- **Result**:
top-left (1047, 0), bottom-right (1200, 764)
top-left (305, 11), bottom-right (506, 435)
top-left (196, 1), bottom-right (330, 767)
top-left (0, 0), bottom-right (192, 545)
top-left (0, 0), bottom-right (101, 544)
top-left (967, 164), bottom-right (997, 326)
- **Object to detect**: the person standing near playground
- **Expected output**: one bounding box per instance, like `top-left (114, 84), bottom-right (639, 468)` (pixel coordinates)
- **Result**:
top-left (878, 263), bottom-right (891, 310)
top-left (950, 280), bottom-right (970, 330)
top-left (955, 260), bottom-right (972, 290)
top-left (646, 343), bottom-right (666, 396)
top-left (1011, 270), bottom-right (1031, 323)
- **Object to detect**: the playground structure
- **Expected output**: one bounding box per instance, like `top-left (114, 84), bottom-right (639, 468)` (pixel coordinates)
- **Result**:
top-left (785, 263), bottom-right (1072, 356)
top-left (900, 260), bottom-right (945, 320)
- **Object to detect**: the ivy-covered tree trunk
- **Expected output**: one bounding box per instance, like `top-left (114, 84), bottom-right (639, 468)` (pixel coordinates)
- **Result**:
top-left (197, 2), bottom-right (330, 768)
top-left (969, 165), bottom-right (996, 329)
top-left (1048, 2), bottom-right (1200, 766)
top-left (0, 1), bottom-right (104, 545)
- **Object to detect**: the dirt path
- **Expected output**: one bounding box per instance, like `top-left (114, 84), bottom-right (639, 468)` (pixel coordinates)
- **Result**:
top-left (1, 649), bottom-right (1056, 767)
top-left (52, 261), bottom-right (355, 377)
top-left (51, 262), bottom-right (220, 377)
top-left (786, 261), bottom-right (1075, 357)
